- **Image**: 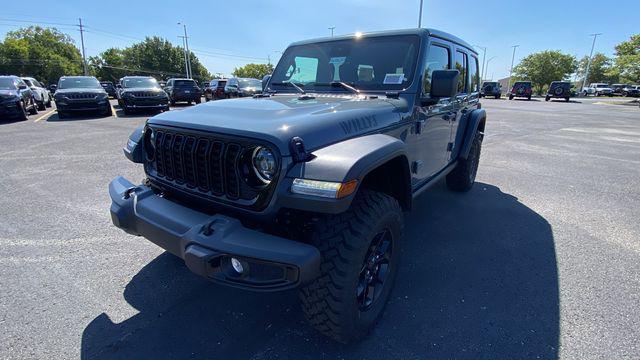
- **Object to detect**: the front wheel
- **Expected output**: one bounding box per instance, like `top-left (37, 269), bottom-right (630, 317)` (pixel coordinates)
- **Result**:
top-left (300, 190), bottom-right (403, 343)
top-left (28, 100), bottom-right (38, 115)
top-left (194, 97), bottom-right (201, 104)
top-left (446, 130), bottom-right (482, 192)
top-left (18, 101), bottom-right (28, 120)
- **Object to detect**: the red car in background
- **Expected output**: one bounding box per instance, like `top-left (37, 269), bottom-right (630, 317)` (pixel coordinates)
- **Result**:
top-left (509, 81), bottom-right (532, 100)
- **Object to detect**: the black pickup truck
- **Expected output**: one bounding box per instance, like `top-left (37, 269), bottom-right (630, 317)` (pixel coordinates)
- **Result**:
top-left (110, 28), bottom-right (486, 343)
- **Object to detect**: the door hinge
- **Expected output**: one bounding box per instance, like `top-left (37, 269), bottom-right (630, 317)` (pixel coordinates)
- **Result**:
top-left (447, 142), bottom-right (453, 151)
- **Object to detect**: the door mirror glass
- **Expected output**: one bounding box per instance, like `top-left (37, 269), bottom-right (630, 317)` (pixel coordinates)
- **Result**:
top-left (18, 84), bottom-right (28, 90)
top-left (262, 75), bottom-right (271, 91)
top-left (430, 70), bottom-right (459, 98)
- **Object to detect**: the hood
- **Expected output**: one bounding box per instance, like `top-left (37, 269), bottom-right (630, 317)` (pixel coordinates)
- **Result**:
top-left (147, 94), bottom-right (407, 156)
top-left (55, 88), bottom-right (107, 95)
top-left (0, 89), bottom-right (20, 98)
top-left (121, 87), bottom-right (165, 94)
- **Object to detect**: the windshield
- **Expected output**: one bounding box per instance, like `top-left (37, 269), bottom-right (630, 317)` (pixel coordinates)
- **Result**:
top-left (595, 84), bottom-right (608, 88)
top-left (23, 79), bottom-right (33, 87)
top-left (174, 80), bottom-right (197, 87)
top-left (0, 78), bottom-right (17, 90)
top-left (58, 77), bottom-right (101, 89)
top-left (123, 78), bottom-right (160, 88)
top-left (483, 82), bottom-right (497, 86)
top-left (239, 79), bottom-right (261, 88)
top-left (270, 35), bottom-right (420, 92)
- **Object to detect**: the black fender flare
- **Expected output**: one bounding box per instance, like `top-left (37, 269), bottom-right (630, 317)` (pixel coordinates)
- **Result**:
top-left (283, 134), bottom-right (411, 213)
top-left (454, 108), bottom-right (486, 160)
top-left (123, 123), bottom-right (145, 163)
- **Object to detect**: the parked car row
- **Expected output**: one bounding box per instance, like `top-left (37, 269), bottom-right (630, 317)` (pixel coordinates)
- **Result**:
top-left (203, 77), bottom-right (262, 101)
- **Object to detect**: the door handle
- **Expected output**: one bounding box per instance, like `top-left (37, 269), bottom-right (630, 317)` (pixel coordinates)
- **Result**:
top-left (443, 111), bottom-right (458, 121)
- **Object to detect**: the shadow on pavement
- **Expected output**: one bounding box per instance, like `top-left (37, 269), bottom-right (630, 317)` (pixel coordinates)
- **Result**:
top-left (46, 111), bottom-right (112, 122)
top-left (81, 182), bottom-right (559, 359)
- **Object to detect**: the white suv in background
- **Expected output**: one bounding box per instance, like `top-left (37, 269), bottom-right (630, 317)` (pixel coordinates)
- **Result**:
top-left (582, 83), bottom-right (613, 97)
top-left (21, 77), bottom-right (52, 110)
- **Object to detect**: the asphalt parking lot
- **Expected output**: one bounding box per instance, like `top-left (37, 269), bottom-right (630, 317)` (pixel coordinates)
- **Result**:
top-left (1, 98), bottom-right (639, 359)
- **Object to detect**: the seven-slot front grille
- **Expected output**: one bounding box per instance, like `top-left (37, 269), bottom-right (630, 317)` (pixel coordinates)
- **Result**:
top-left (66, 93), bottom-right (97, 99)
top-left (131, 91), bottom-right (159, 97)
top-left (150, 128), bottom-right (248, 200)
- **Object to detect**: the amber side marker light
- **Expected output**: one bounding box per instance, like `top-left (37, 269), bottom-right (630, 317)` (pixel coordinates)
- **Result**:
top-left (291, 179), bottom-right (358, 199)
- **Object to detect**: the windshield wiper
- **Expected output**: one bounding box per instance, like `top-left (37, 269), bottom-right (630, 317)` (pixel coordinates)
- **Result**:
top-left (311, 82), bottom-right (360, 94)
top-left (271, 81), bottom-right (306, 94)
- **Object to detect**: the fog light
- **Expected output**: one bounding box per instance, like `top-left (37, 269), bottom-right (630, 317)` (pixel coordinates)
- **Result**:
top-left (231, 258), bottom-right (244, 274)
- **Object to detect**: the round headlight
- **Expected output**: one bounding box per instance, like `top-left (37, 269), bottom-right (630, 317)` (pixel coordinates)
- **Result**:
top-left (252, 147), bottom-right (276, 183)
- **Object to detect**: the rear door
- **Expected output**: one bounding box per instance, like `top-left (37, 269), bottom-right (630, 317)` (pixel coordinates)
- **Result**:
top-left (450, 49), bottom-right (478, 162)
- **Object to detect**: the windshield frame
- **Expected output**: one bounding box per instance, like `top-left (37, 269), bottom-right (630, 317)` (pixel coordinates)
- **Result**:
top-left (0, 77), bottom-right (18, 90)
top-left (122, 77), bottom-right (160, 89)
top-left (58, 77), bottom-right (102, 90)
top-left (269, 34), bottom-right (422, 94)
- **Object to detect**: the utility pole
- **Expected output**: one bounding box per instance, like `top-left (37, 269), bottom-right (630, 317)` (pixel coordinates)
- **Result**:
top-left (418, 0), bottom-right (424, 28)
top-left (485, 56), bottom-right (497, 81)
top-left (178, 36), bottom-right (189, 78)
top-left (267, 54), bottom-right (271, 65)
top-left (78, 18), bottom-right (87, 75)
top-left (507, 45), bottom-right (519, 91)
top-left (582, 33), bottom-right (602, 92)
top-left (178, 23), bottom-right (192, 79)
top-left (328, 26), bottom-right (335, 37)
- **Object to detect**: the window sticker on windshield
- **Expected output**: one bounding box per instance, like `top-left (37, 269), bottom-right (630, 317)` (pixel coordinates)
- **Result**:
top-left (383, 73), bottom-right (404, 84)
top-left (329, 57), bottom-right (346, 65)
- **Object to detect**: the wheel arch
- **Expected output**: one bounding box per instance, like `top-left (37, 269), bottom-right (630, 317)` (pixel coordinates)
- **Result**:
top-left (454, 108), bottom-right (486, 160)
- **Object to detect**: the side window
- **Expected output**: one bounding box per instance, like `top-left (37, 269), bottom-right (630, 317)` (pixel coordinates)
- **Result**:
top-left (286, 56), bottom-right (318, 84)
top-left (469, 55), bottom-right (479, 93)
top-left (455, 50), bottom-right (468, 93)
top-left (423, 44), bottom-right (450, 95)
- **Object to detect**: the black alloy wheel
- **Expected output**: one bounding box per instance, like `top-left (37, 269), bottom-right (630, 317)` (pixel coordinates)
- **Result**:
top-left (357, 229), bottom-right (393, 311)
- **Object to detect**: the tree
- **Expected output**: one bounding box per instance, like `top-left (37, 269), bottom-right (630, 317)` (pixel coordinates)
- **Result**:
top-left (611, 34), bottom-right (640, 83)
top-left (88, 37), bottom-right (212, 82)
top-left (232, 63), bottom-right (273, 79)
top-left (576, 53), bottom-right (616, 84)
top-left (513, 50), bottom-right (577, 95)
top-left (0, 26), bottom-right (83, 84)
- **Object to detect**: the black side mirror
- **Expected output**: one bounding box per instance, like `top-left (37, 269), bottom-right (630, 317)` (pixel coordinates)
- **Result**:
top-left (262, 75), bottom-right (271, 91)
top-left (116, 84), bottom-right (122, 89)
top-left (430, 70), bottom-right (459, 98)
top-left (18, 84), bottom-right (28, 90)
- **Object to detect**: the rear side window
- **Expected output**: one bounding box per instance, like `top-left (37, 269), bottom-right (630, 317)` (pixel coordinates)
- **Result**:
top-left (455, 51), bottom-right (468, 93)
top-left (469, 55), bottom-right (479, 92)
top-left (423, 44), bottom-right (450, 95)
top-left (174, 80), bottom-right (196, 87)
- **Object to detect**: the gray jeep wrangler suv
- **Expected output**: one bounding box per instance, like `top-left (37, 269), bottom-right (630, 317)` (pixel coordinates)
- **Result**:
top-left (109, 28), bottom-right (486, 343)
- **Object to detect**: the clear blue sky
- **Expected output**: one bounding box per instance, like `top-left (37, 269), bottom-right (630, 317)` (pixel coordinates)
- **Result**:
top-left (1, 0), bottom-right (637, 80)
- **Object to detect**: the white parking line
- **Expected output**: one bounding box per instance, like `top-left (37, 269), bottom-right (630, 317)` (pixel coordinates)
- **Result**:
top-left (33, 108), bottom-right (56, 122)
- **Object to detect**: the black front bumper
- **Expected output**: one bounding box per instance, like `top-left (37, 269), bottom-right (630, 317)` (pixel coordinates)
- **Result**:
top-left (109, 176), bottom-right (320, 291)
top-left (57, 100), bottom-right (110, 112)
top-left (0, 101), bottom-right (22, 117)
top-left (123, 98), bottom-right (168, 110)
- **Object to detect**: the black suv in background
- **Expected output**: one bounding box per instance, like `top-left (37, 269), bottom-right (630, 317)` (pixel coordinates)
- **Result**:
top-left (224, 77), bottom-right (262, 98)
top-left (163, 78), bottom-right (202, 105)
top-left (54, 76), bottom-right (111, 118)
top-left (545, 81), bottom-right (571, 102)
top-left (0, 75), bottom-right (38, 120)
top-left (480, 81), bottom-right (501, 99)
top-left (100, 81), bottom-right (118, 98)
top-left (508, 81), bottom-right (532, 100)
top-left (117, 76), bottom-right (169, 115)
top-left (205, 79), bottom-right (227, 101)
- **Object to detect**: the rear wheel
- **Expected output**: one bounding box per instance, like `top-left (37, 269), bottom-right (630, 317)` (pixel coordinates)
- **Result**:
top-left (495, 94), bottom-right (500, 99)
top-left (300, 190), bottom-right (403, 343)
top-left (545, 96), bottom-right (550, 101)
top-left (46, 97), bottom-right (52, 108)
top-left (28, 100), bottom-right (38, 115)
top-left (446, 130), bottom-right (482, 192)
top-left (37, 100), bottom-right (46, 111)
top-left (195, 97), bottom-right (201, 104)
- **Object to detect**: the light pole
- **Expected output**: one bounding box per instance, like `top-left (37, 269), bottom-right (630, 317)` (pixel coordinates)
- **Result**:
top-left (178, 36), bottom-right (189, 78)
top-left (178, 22), bottom-right (192, 79)
top-left (328, 26), bottom-right (335, 37)
top-left (485, 56), bottom-right (497, 80)
top-left (474, 45), bottom-right (487, 82)
top-left (582, 33), bottom-right (602, 93)
top-left (418, 0), bottom-right (424, 28)
top-left (507, 45), bottom-right (519, 91)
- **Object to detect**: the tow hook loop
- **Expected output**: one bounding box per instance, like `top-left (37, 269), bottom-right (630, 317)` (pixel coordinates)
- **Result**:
top-left (123, 186), bottom-right (137, 200)
top-left (201, 219), bottom-right (218, 236)
top-left (290, 136), bottom-right (310, 162)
